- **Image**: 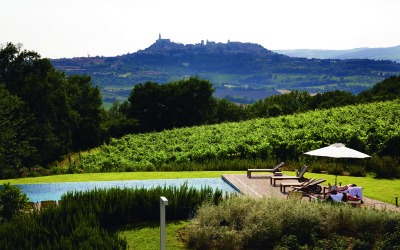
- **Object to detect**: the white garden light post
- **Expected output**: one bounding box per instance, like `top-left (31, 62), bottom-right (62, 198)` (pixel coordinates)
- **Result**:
top-left (160, 196), bottom-right (168, 250)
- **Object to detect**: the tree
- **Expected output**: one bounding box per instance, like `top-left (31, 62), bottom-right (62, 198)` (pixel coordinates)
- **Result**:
top-left (358, 75), bottom-right (400, 102)
top-left (0, 87), bottom-right (35, 168)
top-left (108, 101), bottom-right (122, 118)
top-left (267, 104), bottom-right (283, 117)
top-left (0, 183), bottom-right (30, 221)
top-left (213, 98), bottom-right (247, 123)
top-left (309, 90), bottom-right (356, 110)
top-left (128, 76), bottom-right (216, 131)
top-left (68, 74), bottom-right (104, 149)
top-left (0, 43), bottom-right (78, 164)
top-left (0, 43), bottom-right (104, 167)
top-left (102, 101), bottom-right (140, 140)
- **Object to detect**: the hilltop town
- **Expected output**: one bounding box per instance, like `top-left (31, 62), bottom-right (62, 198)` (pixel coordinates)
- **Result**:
top-left (136, 34), bottom-right (276, 57)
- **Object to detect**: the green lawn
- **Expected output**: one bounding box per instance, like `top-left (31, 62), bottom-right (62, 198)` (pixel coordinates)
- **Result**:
top-left (3, 170), bottom-right (400, 206)
top-left (114, 221), bottom-right (188, 249)
top-left (283, 171), bottom-right (400, 206)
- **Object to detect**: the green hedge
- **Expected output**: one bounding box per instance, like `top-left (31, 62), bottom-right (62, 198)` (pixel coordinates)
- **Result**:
top-left (186, 196), bottom-right (400, 249)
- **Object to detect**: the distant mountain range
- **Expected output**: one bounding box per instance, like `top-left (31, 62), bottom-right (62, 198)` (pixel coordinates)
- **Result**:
top-left (274, 45), bottom-right (400, 63)
top-left (51, 38), bottom-right (400, 105)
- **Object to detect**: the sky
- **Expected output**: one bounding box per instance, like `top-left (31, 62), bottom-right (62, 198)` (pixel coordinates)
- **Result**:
top-left (2, 0), bottom-right (400, 59)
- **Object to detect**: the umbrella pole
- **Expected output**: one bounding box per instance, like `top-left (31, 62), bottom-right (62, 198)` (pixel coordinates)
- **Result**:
top-left (335, 158), bottom-right (338, 186)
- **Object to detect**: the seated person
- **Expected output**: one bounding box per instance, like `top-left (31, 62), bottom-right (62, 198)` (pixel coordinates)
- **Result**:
top-left (341, 185), bottom-right (364, 203)
top-left (327, 183), bottom-right (356, 192)
top-left (325, 189), bottom-right (344, 202)
top-left (312, 184), bottom-right (363, 204)
top-left (310, 189), bottom-right (344, 202)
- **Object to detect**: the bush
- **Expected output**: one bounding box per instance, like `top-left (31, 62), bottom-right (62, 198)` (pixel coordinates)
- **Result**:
top-left (370, 155), bottom-right (400, 179)
top-left (279, 234), bottom-right (299, 249)
top-left (186, 196), bottom-right (400, 249)
top-left (0, 183), bottom-right (30, 221)
top-left (347, 165), bottom-right (366, 177)
top-left (310, 163), bottom-right (325, 173)
top-left (375, 226), bottom-right (400, 249)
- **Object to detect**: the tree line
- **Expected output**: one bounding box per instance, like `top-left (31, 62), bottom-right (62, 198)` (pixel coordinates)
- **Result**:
top-left (1, 43), bottom-right (400, 171)
top-left (108, 75), bottom-right (400, 134)
top-left (0, 43), bottom-right (104, 168)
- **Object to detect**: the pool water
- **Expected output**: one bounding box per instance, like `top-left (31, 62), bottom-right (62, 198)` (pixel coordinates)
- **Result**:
top-left (2, 178), bottom-right (238, 202)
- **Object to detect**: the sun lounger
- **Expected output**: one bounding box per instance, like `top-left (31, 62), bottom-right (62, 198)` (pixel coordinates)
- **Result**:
top-left (270, 165), bottom-right (308, 186)
top-left (280, 178), bottom-right (315, 193)
top-left (41, 200), bottom-right (56, 208)
top-left (247, 162), bottom-right (284, 178)
top-left (26, 201), bottom-right (38, 210)
top-left (292, 178), bottom-right (326, 194)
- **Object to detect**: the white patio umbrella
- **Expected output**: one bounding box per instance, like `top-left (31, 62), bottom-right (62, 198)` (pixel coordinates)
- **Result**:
top-left (303, 143), bottom-right (371, 185)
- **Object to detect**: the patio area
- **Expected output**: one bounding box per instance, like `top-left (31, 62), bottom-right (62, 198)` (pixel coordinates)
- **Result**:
top-left (222, 173), bottom-right (399, 211)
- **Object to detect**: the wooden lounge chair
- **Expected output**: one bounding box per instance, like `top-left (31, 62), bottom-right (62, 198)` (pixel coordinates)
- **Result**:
top-left (347, 197), bottom-right (362, 207)
top-left (27, 201), bottom-right (38, 210)
top-left (247, 162), bottom-right (284, 178)
top-left (270, 165), bottom-right (308, 186)
top-left (41, 200), bottom-right (55, 208)
top-left (292, 178), bottom-right (326, 194)
top-left (280, 178), bottom-right (315, 193)
top-left (287, 190), bottom-right (304, 201)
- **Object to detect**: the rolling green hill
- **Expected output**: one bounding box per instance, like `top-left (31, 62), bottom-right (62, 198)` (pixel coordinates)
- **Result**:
top-left (79, 99), bottom-right (400, 172)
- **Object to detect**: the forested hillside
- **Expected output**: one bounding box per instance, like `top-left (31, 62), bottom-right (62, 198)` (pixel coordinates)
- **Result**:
top-left (51, 39), bottom-right (400, 105)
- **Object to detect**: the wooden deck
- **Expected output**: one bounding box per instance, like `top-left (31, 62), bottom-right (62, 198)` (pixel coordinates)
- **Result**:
top-left (222, 173), bottom-right (400, 211)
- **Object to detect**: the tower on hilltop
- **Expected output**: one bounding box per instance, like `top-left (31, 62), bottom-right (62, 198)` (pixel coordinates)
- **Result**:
top-left (156, 33), bottom-right (171, 44)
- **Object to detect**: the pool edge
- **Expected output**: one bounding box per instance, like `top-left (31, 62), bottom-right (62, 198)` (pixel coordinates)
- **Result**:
top-left (221, 175), bottom-right (243, 195)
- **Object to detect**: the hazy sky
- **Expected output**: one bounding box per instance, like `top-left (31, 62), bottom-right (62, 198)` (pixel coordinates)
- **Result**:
top-left (2, 0), bottom-right (399, 58)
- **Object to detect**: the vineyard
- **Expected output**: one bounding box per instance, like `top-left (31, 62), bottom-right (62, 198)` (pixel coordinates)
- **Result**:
top-left (79, 100), bottom-right (400, 172)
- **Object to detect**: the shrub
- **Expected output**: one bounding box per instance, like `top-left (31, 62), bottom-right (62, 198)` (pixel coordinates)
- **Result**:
top-left (310, 163), bottom-right (325, 173)
top-left (375, 226), bottom-right (400, 250)
top-left (0, 183), bottom-right (30, 221)
top-left (186, 196), bottom-right (400, 249)
top-left (123, 165), bottom-right (136, 172)
top-left (0, 165), bottom-right (22, 179)
top-left (327, 163), bottom-right (344, 176)
top-left (347, 165), bottom-right (366, 177)
top-left (279, 234), bottom-right (299, 249)
top-left (370, 155), bottom-right (400, 179)
top-left (144, 163), bottom-right (156, 171)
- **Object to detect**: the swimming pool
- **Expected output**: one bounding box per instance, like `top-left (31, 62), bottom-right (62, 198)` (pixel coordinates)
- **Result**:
top-left (2, 178), bottom-right (238, 202)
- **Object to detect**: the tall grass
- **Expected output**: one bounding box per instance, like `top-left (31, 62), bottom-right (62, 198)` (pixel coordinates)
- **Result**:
top-left (186, 196), bottom-right (400, 249)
